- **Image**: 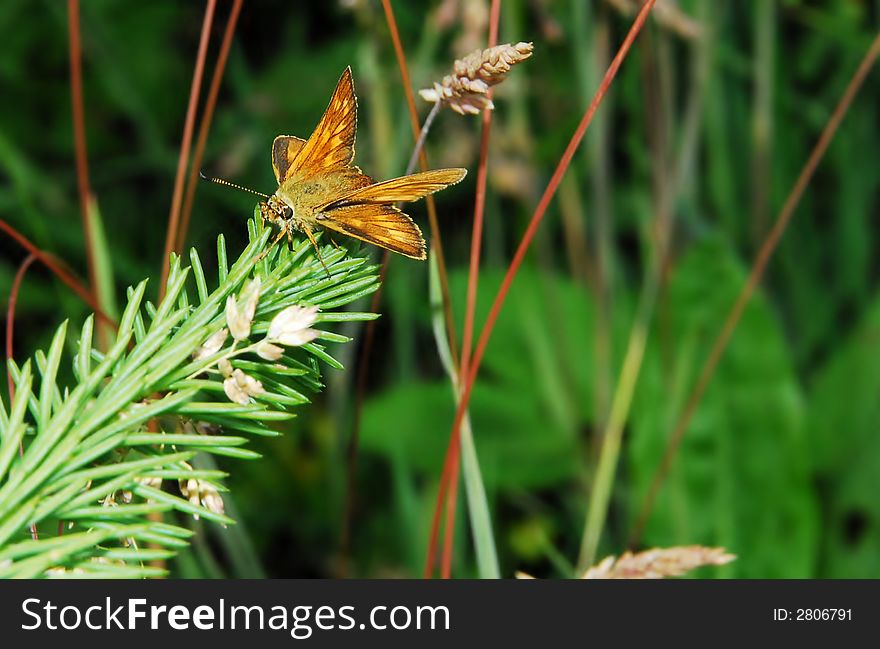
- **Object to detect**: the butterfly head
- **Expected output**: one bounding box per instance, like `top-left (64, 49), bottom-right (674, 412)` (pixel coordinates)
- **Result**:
top-left (264, 194), bottom-right (294, 223)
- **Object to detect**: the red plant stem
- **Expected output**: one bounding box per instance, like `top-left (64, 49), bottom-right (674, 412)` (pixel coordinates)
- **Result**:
top-left (159, 0), bottom-right (217, 298)
top-left (436, 0), bottom-right (503, 581)
top-left (66, 0), bottom-right (98, 302)
top-left (380, 0), bottom-right (459, 369)
top-left (424, 450), bottom-right (450, 577)
top-left (5, 255), bottom-right (37, 402)
top-left (629, 27), bottom-right (880, 548)
top-left (177, 0), bottom-right (243, 252)
top-left (0, 219), bottom-right (115, 329)
top-left (428, 0), bottom-right (657, 578)
top-left (459, 0), bottom-right (501, 405)
top-left (353, 0), bottom-right (457, 574)
top-left (5, 254), bottom-right (39, 540)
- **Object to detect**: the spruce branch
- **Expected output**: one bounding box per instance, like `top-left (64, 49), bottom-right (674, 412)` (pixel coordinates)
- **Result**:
top-left (0, 212), bottom-right (379, 578)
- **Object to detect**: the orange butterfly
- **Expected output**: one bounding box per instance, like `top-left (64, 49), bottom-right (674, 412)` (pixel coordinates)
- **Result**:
top-left (207, 67), bottom-right (466, 269)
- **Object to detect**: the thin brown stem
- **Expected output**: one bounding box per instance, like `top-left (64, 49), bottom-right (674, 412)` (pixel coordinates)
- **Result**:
top-left (380, 0), bottom-right (459, 370)
top-left (575, 15), bottom-right (675, 571)
top-left (159, 0), bottom-right (217, 299)
top-left (177, 0), bottom-right (243, 252)
top-left (5, 253), bottom-right (39, 540)
top-left (429, 0), bottom-right (657, 577)
top-left (66, 5), bottom-right (109, 352)
top-left (629, 27), bottom-right (880, 547)
top-left (0, 219), bottom-right (115, 329)
top-left (5, 255), bottom-right (36, 402)
top-left (66, 0), bottom-right (98, 302)
top-left (438, 0), bottom-right (502, 582)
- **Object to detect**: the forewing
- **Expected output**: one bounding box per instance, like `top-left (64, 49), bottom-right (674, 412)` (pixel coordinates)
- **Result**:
top-left (271, 135), bottom-right (306, 183)
top-left (287, 67), bottom-right (358, 184)
top-left (319, 203), bottom-right (426, 259)
top-left (322, 168), bottom-right (467, 209)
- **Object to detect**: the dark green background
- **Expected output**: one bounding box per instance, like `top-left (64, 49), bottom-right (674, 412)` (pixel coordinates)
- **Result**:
top-left (1, 0), bottom-right (879, 578)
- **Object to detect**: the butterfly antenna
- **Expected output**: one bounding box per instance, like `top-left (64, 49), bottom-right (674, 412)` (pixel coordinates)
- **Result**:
top-left (199, 171), bottom-right (270, 199)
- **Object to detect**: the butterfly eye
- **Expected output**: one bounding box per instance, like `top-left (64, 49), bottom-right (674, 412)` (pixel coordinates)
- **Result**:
top-left (282, 206), bottom-right (294, 219)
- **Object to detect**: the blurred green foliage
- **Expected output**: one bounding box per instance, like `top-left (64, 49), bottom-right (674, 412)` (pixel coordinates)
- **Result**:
top-left (2, 0), bottom-right (880, 578)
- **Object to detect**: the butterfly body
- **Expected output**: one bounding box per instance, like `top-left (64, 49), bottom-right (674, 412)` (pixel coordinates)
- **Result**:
top-left (257, 67), bottom-right (466, 263)
top-left (273, 169), bottom-right (369, 225)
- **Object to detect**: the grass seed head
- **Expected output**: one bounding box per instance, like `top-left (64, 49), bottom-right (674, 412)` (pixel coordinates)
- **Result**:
top-left (420, 42), bottom-right (534, 115)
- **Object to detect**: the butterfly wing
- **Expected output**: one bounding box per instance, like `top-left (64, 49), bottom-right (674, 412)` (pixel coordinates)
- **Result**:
top-left (273, 68), bottom-right (462, 261)
top-left (321, 168), bottom-right (467, 209)
top-left (285, 67), bottom-right (358, 185)
top-left (271, 135), bottom-right (306, 183)
top-left (310, 168), bottom-right (466, 259)
top-left (318, 203), bottom-right (426, 260)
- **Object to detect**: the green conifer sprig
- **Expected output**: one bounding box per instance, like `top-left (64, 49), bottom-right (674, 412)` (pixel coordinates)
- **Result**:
top-left (0, 212), bottom-right (379, 578)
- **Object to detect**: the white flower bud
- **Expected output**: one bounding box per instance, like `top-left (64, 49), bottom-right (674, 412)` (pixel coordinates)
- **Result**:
top-left (218, 358), bottom-right (233, 378)
top-left (256, 340), bottom-right (285, 361)
top-left (193, 327), bottom-right (228, 360)
top-left (179, 478), bottom-right (226, 522)
top-left (202, 489), bottom-right (225, 517)
top-left (224, 375), bottom-right (248, 404)
top-left (223, 368), bottom-right (264, 405)
top-left (268, 305), bottom-right (320, 347)
top-left (225, 278), bottom-right (262, 341)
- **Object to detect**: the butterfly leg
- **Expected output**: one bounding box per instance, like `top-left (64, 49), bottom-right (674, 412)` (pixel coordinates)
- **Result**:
top-left (300, 224), bottom-right (330, 277)
top-left (255, 225), bottom-right (288, 262)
